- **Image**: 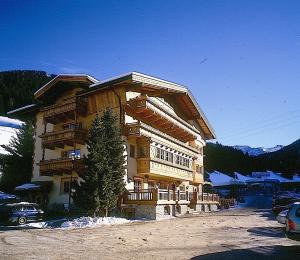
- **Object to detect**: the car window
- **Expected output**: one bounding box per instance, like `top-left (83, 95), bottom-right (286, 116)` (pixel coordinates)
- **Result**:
top-left (295, 207), bottom-right (300, 217)
top-left (26, 206), bottom-right (35, 211)
top-left (13, 206), bottom-right (22, 211)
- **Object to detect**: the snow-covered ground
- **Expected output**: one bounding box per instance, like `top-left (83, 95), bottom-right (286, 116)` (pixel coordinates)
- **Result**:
top-left (60, 216), bottom-right (132, 228)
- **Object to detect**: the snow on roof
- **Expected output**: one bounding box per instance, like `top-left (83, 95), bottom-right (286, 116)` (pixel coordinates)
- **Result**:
top-left (209, 171), bottom-right (245, 187)
top-left (0, 191), bottom-right (17, 200)
top-left (34, 74), bottom-right (99, 98)
top-left (247, 171), bottom-right (290, 183)
top-left (15, 183), bottom-right (40, 191)
top-left (0, 116), bottom-right (23, 128)
top-left (7, 104), bottom-right (37, 115)
top-left (292, 175), bottom-right (300, 182)
top-left (234, 172), bottom-right (253, 182)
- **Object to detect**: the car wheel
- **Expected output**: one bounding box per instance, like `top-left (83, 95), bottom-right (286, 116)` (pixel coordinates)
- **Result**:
top-left (18, 216), bottom-right (27, 225)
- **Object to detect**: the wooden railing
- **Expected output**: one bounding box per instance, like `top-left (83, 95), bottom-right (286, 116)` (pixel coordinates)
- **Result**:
top-left (42, 97), bottom-right (87, 123)
top-left (40, 129), bottom-right (87, 149)
top-left (39, 158), bottom-right (84, 176)
top-left (219, 198), bottom-right (236, 209)
top-left (126, 96), bottom-right (197, 143)
top-left (123, 189), bottom-right (219, 204)
top-left (125, 122), bottom-right (141, 136)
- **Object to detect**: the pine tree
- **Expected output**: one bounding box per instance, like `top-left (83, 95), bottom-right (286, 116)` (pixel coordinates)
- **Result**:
top-left (0, 122), bottom-right (34, 192)
top-left (73, 109), bottom-right (126, 216)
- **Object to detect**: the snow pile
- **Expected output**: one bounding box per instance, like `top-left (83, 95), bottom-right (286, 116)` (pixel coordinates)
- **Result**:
top-left (24, 222), bottom-right (48, 228)
top-left (61, 216), bottom-right (131, 229)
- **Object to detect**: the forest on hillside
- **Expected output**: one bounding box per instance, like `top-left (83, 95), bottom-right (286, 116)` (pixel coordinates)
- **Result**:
top-left (204, 139), bottom-right (300, 178)
top-left (0, 70), bottom-right (55, 116)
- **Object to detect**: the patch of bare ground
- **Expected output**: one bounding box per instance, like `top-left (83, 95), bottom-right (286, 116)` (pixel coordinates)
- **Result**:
top-left (0, 208), bottom-right (299, 260)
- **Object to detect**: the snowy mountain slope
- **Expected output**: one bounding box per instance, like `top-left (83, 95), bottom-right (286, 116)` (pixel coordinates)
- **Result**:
top-left (233, 145), bottom-right (284, 156)
top-left (0, 117), bottom-right (23, 154)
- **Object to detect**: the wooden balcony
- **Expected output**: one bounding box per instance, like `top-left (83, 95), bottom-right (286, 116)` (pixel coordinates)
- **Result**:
top-left (40, 129), bottom-right (87, 149)
top-left (193, 172), bottom-right (203, 184)
top-left (124, 122), bottom-right (141, 137)
top-left (125, 96), bottom-right (197, 142)
top-left (123, 189), bottom-right (219, 205)
top-left (41, 97), bottom-right (87, 124)
top-left (137, 158), bottom-right (193, 181)
top-left (123, 189), bottom-right (189, 205)
top-left (190, 192), bottom-right (220, 204)
top-left (39, 158), bottom-right (84, 176)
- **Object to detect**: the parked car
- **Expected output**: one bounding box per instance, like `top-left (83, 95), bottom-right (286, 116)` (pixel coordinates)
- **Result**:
top-left (277, 209), bottom-right (288, 224)
top-left (286, 202), bottom-right (300, 241)
top-left (0, 202), bottom-right (44, 225)
top-left (272, 203), bottom-right (295, 215)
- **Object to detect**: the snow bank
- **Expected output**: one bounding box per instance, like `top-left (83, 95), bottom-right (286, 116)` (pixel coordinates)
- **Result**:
top-left (61, 217), bottom-right (131, 229)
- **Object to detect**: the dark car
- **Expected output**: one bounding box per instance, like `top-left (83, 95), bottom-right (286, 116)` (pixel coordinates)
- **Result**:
top-left (0, 202), bottom-right (44, 225)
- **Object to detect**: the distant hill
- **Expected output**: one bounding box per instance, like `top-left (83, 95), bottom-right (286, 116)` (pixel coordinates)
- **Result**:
top-left (0, 70), bottom-right (55, 116)
top-left (233, 144), bottom-right (283, 156)
top-left (259, 139), bottom-right (300, 177)
top-left (205, 139), bottom-right (300, 177)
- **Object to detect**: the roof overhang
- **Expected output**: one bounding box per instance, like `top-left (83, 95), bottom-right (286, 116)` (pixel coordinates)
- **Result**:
top-left (87, 72), bottom-right (216, 140)
top-left (34, 74), bottom-right (99, 100)
top-left (7, 104), bottom-right (38, 116)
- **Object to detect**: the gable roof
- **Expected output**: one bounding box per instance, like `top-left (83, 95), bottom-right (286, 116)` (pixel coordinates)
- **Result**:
top-left (34, 74), bottom-right (99, 99)
top-left (87, 72), bottom-right (216, 139)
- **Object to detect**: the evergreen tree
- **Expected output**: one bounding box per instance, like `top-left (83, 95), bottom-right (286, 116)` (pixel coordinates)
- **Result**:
top-left (73, 109), bottom-right (126, 216)
top-left (0, 122), bottom-right (34, 192)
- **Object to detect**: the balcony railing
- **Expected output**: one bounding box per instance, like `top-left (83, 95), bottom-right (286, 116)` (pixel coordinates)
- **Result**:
top-left (39, 158), bottom-right (84, 176)
top-left (40, 129), bottom-right (87, 149)
top-left (124, 122), bottom-right (141, 137)
top-left (126, 96), bottom-right (197, 142)
top-left (41, 97), bottom-right (87, 124)
top-left (123, 189), bottom-right (219, 205)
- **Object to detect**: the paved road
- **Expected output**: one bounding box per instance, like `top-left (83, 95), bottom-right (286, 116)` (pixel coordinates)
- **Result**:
top-left (0, 195), bottom-right (299, 259)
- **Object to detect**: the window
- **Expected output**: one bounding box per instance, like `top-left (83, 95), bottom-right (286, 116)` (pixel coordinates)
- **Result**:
top-left (296, 207), bottom-right (300, 217)
top-left (138, 146), bottom-right (147, 157)
top-left (62, 149), bottom-right (81, 159)
top-left (164, 205), bottom-right (170, 215)
top-left (60, 178), bottom-right (77, 194)
top-left (160, 149), bottom-right (165, 160)
top-left (63, 122), bottom-right (82, 130)
top-left (61, 179), bottom-right (70, 193)
top-left (129, 145), bottom-right (135, 158)
top-left (148, 181), bottom-right (155, 190)
top-left (134, 179), bottom-right (142, 191)
top-left (156, 148), bottom-right (161, 159)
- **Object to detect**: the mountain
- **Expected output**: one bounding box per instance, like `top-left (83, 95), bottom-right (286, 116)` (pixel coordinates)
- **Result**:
top-left (233, 145), bottom-right (284, 156)
top-left (205, 139), bottom-right (300, 177)
top-left (0, 70), bottom-right (55, 117)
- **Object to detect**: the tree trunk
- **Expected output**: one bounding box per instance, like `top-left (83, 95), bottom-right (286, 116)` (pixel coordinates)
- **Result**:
top-left (105, 207), bottom-right (108, 217)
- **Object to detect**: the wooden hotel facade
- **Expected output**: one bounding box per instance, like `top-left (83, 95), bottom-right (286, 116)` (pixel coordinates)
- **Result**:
top-left (10, 72), bottom-right (219, 219)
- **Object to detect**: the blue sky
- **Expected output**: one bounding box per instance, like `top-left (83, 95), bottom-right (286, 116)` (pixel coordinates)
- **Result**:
top-left (0, 0), bottom-right (299, 147)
